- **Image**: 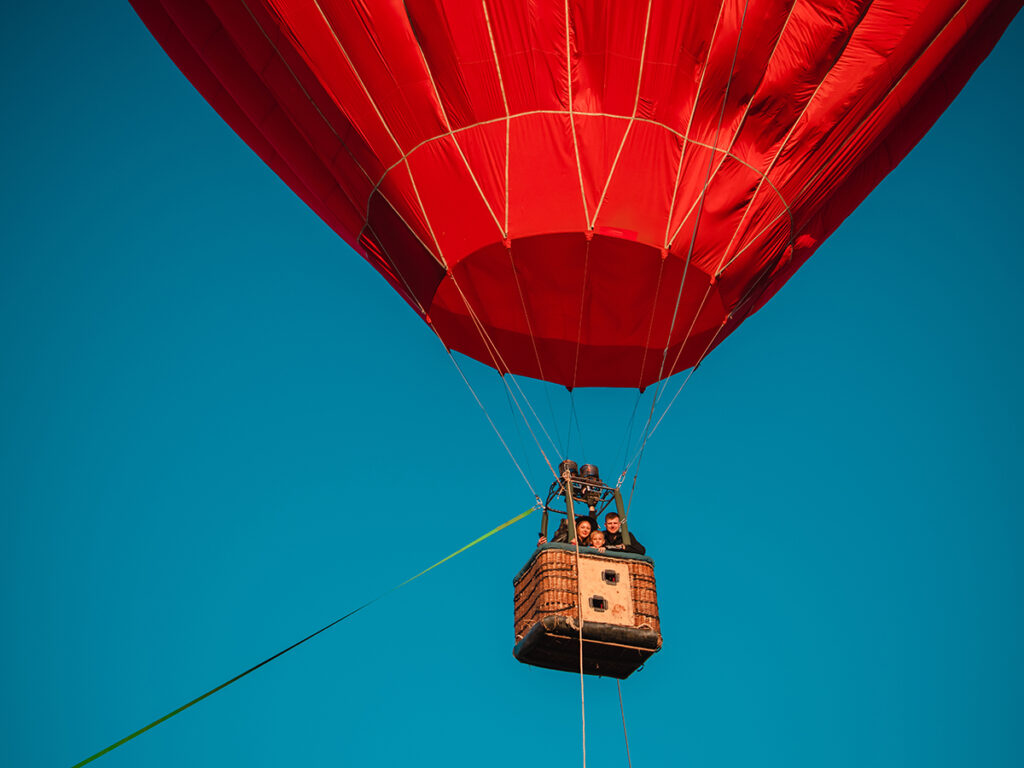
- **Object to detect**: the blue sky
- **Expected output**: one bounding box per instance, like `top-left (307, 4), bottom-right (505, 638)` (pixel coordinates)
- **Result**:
top-left (2, 5), bottom-right (1022, 767)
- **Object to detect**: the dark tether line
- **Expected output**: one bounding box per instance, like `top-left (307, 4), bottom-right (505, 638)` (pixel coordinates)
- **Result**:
top-left (70, 506), bottom-right (536, 767)
top-left (70, 601), bottom-right (374, 767)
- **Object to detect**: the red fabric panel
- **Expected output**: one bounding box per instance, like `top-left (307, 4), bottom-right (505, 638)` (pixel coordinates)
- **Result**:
top-left (131, 0), bottom-right (1020, 388)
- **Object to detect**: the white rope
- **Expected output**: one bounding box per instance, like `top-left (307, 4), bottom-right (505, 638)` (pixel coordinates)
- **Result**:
top-left (645, 0), bottom-right (742, 408)
top-left (361, 223), bottom-right (428, 315)
top-left (565, 389), bottom-right (588, 464)
top-left (505, 245), bottom-right (564, 443)
top-left (663, 0), bottom-right (728, 249)
top-left (588, 0), bottom-right (654, 228)
top-left (445, 349), bottom-right (542, 504)
top-left (622, 0), bottom-right (753, 503)
top-left (621, 243), bottom-right (786, 484)
top-left (239, 0), bottom-right (831, 515)
top-left (448, 275), bottom-right (561, 481)
top-left (664, 0), bottom-right (799, 254)
top-left (406, 13), bottom-right (507, 241)
top-left (311, 0), bottom-right (401, 154)
top-left (480, 0), bottom-right (511, 234)
top-left (617, 680), bottom-right (633, 768)
top-left (781, 0), bottom-right (970, 231)
top-left (708, 1), bottom-right (883, 275)
top-left (570, 237), bottom-right (593, 392)
top-left (482, 2), bottom-right (564, 455)
top-left (248, 0), bottom-right (798, 285)
top-left (239, 0), bottom-right (448, 288)
top-left (621, 320), bottom-right (724, 485)
top-left (564, 0), bottom-right (591, 230)
top-left (456, 278), bottom-right (563, 464)
top-left (636, 0), bottom-right (748, 403)
top-left (634, 257), bottom-right (666, 390)
top-left (248, 2), bottom-right (542, 503)
top-left (239, 0), bottom-right (372, 190)
top-left (360, 108), bottom-right (791, 248)
top-left (569, 489), bottom-right (587, 768)
top-left (310, 1), bottom-right (453, 271)
top-left (706, 0), bottom-right (967, 280)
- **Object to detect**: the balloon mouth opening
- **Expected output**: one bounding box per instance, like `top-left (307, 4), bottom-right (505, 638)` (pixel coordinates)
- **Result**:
top-left (427, 231), bottom-right (729, 389)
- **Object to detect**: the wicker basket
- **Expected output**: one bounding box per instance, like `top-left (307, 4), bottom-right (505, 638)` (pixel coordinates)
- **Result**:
top-left (512, 544), bottom-right (662, 678)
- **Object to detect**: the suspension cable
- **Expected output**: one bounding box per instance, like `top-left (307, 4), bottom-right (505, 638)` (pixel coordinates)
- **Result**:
top-left (570, 389), bottom-right (588, 462)
top-left (619, 0), bottom-right (753, 506)
top-left (617, 680), bottom-right (633, 768)
top-left (445, 349), bottom-right (542, 505)
top-left (447, 274), bottom-right (562, 480)
top-left (501, 369), bottom-right (536, 482)
top-left (70, 506), bottom-right (537, 767)
top-left (506, 243), bottom-right (564, 444)
top-left (571, 506), bottom-right (587, 768)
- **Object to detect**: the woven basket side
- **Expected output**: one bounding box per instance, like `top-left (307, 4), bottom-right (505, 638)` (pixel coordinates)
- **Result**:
top-left (515, 550), bottom-right (661, 640)
top-left (627, 561), bottom-right (661, 633)
top-left (514, 550), bottom-right (579, 640)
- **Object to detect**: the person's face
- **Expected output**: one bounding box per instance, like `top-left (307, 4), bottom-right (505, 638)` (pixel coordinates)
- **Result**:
top-left (577, 520), bottom-right (592, 539)
top-left (605, 516), bottom-right (620, 534)
top-left (590, 533), bottom-right (605, 547)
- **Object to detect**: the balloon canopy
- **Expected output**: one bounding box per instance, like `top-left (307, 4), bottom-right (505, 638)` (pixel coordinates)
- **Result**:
top-left (132, 0), bottom-right (1018, 387)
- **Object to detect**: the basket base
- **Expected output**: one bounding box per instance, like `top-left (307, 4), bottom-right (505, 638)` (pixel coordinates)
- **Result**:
top-left (513, 615), bottom-right (661, 679)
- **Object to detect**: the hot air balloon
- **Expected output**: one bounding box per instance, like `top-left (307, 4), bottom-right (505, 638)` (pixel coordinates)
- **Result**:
top-left (130, 0), bottom-right (1020, 677)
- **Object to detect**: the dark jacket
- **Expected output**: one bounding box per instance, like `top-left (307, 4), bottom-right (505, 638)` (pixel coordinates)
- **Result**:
top-left (604, 530), bottom-right (645, 555)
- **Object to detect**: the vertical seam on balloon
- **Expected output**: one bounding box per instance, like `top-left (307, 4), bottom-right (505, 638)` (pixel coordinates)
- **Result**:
top-left (657, 0), bottom-right (756, 386)
top-left (563, 0), bottom-right (590, 396)
top-left (711, 0), bottom-right (883, 277)
top-left (482, 2), bottom-right (558, 432)
top-left (311, 0), bottom-right (449, 269)
top-left (625, 0), bottom-right (750, 500)
top-left (504, 244), bottom-right (561, 432)
top-left (570, 237), bottom-right (593, 390)
top-left (655, 0), bottom-right (746, 392)
top-left (780, 0), bottom-right (971, 241)
top-left (663, 0), bottom-right (729, 250)
top-left (237, 0), bottom-right (439, 312)
top-left (588, 0), bottom-right (654, 229)
top-left (402, 3), bottom-right (507, 241)
top-left (635, 258), bottom-right (666, 389)
top-left (481, 0), bottom-right (511, 235)
top-left (639, 0), bottom-right (729, 412)
top-left (564, 0), bottom-right (592, 230)
top-left (665, 0), bottom-right (800, 253)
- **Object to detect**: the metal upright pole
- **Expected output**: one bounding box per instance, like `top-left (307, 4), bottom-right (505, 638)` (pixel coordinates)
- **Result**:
top-left (613, 490), bottom-right (633, 548)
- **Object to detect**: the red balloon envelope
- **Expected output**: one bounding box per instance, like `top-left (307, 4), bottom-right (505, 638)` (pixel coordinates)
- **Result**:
top-left (132, 0), bottom-right (1019, 387)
